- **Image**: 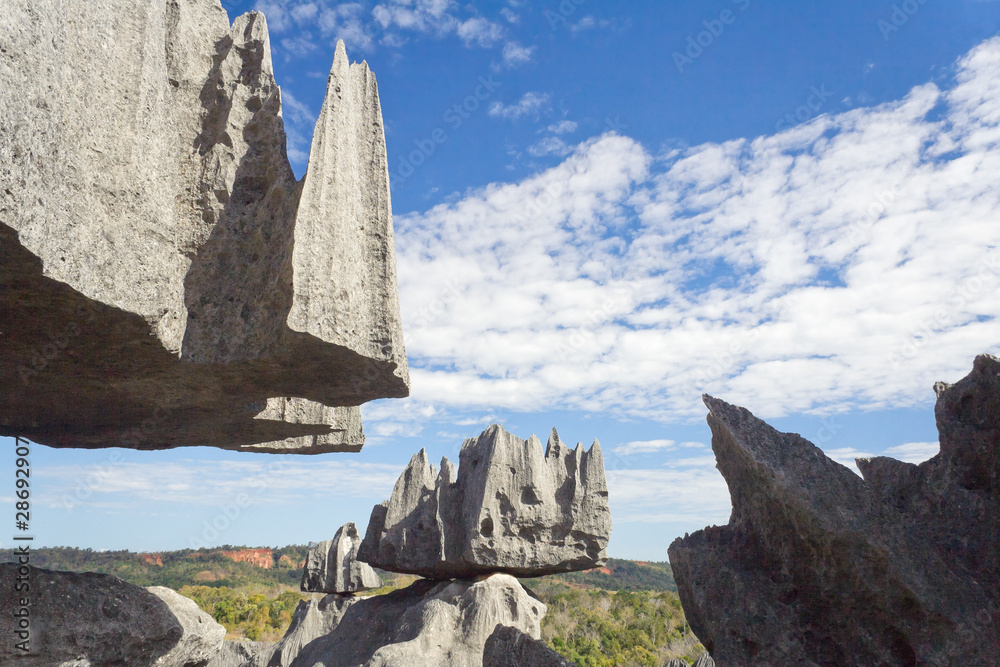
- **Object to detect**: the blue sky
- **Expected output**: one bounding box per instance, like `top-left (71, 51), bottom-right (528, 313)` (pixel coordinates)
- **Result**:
top-left (4, 0), bottom-right (1000, 560)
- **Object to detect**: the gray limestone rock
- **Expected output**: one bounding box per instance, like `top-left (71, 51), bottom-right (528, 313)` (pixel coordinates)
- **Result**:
top-left (668, 355), bottom-right (1000, 665)
top-left (662, 660), bottom-right (687, 667)
top-left (147, 585), bottom-right (227, 666)
top-left (0, 0), bottom-right (407, 452)
top-left (301, 522), bottom-right (381, 594)
top-left (0, 564), bottom-right (182, 666)
top-left (206, 640), bottom-right (273, 667)
top-left (690, 654), bottom-right (715, 667)
top-left (482, 624), bottom-right (576, 667)
top-left (251, 594), bottom-right (357, 667)
top-left (358, 424), bottom-right (611, 578)
top-left (288, 574), bottom-right (545, 667)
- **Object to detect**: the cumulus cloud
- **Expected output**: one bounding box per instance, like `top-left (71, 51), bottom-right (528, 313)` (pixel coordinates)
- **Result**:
top-left (527, 136), bottom-right (571, 157)
top-left (612, 439), bottom-right (676, 455)
top-left (547, 120), bottom-right (578, 134)
top-left (488, 92), bottom-right (550, 119)
top-left (395, 37), bottom-right (1000, 423)
top-left (884, 441), bottom-right (940, 463)
top-left (35, 459), bottom-right (404, 510)
top-left (256, 0), bottom-right (507, 53)
top-left (457, 17), bottom-right (504, 47)
top-left (501, 41), bottom-right (534, 67)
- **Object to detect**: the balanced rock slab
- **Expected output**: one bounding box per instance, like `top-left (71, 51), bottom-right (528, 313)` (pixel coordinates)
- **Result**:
top-left (0, 0), bottom-right (407, 452)
top-left (0, 564), bottom-right (184, 666)
top-left (668, 355), bottom-right (1000, 666)
top-left (359, 424), bottom-right (611, 578)
top-left (301, 522), bottom-right (381, 594)
top-left (288, 574), bottom-right (545, 667)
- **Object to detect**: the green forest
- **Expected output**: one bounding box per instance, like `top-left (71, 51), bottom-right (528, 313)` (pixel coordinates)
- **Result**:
top-left (0, 547), bottom-right (705, 664)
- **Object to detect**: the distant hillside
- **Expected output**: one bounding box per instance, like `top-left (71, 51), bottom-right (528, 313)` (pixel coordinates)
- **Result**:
top-left (528, 558), bottom-right (676, 592)
top-left (0, 547), bottom-right (701, 663)
top-left (0, 546), bottom-right (312, 590)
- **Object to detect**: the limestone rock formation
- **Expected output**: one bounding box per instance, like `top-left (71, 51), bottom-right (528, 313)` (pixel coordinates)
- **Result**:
top-left (691, 654), bottom-right (715, 667)
top-left (288, 574), bottom-right (545, 667)
top-left (0, 0), bottom-right (407, 452)
top-left (668, 355), bottom-right (1000, 665)
top-left (301, 522), bottom-right (381, 594)
top-left (251, 594), bottom-right (358, 667)
top-left (147, 585), bottom-right (227, 666)
top-left (482, 625), bottom-right (576, 667)
top-left (206, 640), bottom-right (274, 667)
top-left (662, 660), bottom-right (687, 667)
top-left (359, 424), bottom-right (611, 578)
top-left (0, 565), bottom-right (182, 666)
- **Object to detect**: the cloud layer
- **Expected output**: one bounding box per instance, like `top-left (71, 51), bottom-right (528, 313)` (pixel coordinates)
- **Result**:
top-left (394, 38), bottom-right (1000, 423)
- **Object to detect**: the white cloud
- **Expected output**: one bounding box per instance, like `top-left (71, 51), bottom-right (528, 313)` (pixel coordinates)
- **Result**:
top-left (547, 120), bottom-right (578, 135)
top-left (457, 17), bottom-right (503, 47)
top-left (823, 447), bottom-right (877, 476)
top-left (607, 463), bottom-right (730, 524)
top-left (500, 8), bottom-right (519, 23)
top-left (395, 37), bottom-right (1000, 423)
top-left (488, 92), bottom-right (550, 119)
top-left (884, 441), bottom-right (939, 463)
top-left (527, 136), bottom-right (571, 157)
top-left (35, 459), bottom-right (404, 510)
top-left (256, 1), bottom-right (506, 53)
top-left (501, 41), bottom-right (534, 67)
top-left (613, 439), bottom-right (675, 455)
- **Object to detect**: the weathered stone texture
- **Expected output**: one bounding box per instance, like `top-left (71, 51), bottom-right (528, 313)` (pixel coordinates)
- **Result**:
top-left (0, 565), bottom-right (182, 666)
top-left (288, 574), bottom-right (546, 667)
top-left (0, 0), bottom-right (407, 452)
top-left (668, 355), bottom-right (1000, 666)
top-left (359, 424), bottom-right (611, 578)
top-left (482, 624), bottom-right (576, 667)
top-left (251, 594), bottom-right (358, 667)
top-left (147, 585), bottom-right (227, 666)
top-left (300, 522), bottom-right (381, 594)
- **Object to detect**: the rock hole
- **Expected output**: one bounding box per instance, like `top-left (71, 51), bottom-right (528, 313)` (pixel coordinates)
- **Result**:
top-left (480, 517), bottom-right (493, 537)
top-left (520, 486), bottom-right (541, 505)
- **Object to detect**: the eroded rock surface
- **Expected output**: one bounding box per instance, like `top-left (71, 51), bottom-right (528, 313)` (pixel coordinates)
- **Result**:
top-left (0, 0), bottom-right (407, 452)
top-left (482, 624), bottom-right (576, 667)
top-left (359, 424), bottom-right (611, 578)
top-left (301, 522), bottom-right (381, 594)
top-left (0, 565), bottom-right (182, 666)
top-left (206, 640), bottom-right (273, 667)
top-left (668, 355), bottom-right (1000, 666)
top-left (252, 594), bottom-right (357, 667)
top-left (288, 574), bottom-right (545, 667)
top-left (147, 585), bottom-right (227, 666)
